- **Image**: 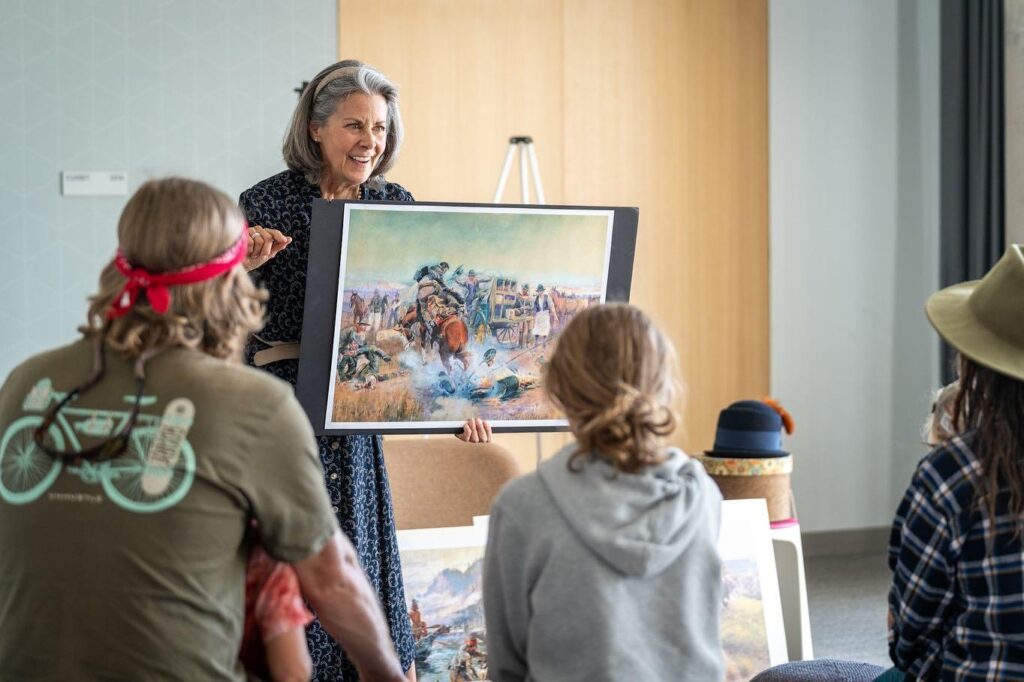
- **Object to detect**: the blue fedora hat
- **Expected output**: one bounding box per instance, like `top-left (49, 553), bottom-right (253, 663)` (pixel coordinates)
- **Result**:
top-left (706, 400), bottom-right (789, 458)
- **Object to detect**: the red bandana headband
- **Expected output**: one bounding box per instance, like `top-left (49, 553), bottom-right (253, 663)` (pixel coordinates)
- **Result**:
top-left (107, 226), bottom-right (248, 320)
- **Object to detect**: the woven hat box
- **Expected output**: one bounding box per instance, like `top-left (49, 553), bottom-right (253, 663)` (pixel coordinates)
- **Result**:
top-left (695, 399), bottom-right (794, 523)
top-left (696, 453), bottom-right (793, 522)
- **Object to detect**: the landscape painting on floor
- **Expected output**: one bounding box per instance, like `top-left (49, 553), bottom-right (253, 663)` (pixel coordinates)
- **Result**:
top-left (397, 504), bottom-right (787, 681)
top-left (718, 499), bottom-right (789, 680)
top-left (397, 524), bottom-right (490, 682)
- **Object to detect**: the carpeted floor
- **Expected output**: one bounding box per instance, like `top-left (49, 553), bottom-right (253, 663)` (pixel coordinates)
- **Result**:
top-left (803, 553), bottom-right (891, 667)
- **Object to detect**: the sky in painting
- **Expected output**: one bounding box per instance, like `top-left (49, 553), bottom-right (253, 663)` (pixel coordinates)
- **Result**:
top-left (401, 546), bottom-right (485, 597)
top-left (342, 207), bottom-right (612, 291)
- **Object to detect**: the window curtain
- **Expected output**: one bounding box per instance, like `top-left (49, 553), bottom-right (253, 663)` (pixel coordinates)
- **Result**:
top-left (940, 0), bottom-right (1006, 383)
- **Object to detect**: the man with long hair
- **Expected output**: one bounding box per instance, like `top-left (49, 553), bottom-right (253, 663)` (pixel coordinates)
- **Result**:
top-left (0, 178), bottom-right (405, 681)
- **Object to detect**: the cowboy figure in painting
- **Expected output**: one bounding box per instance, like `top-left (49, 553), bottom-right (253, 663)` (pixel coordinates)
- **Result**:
top-left (353, 345), bottom-right (392, 383)
top-left (516, 284), bottom-right (533, 348)
top-left (533, 284), bottom-right (558, 350)
top-left (517, 284), bottom-right (531, 315)
top-left (413, 261), bottom-right (465, 346)
top-left (469, 348), bottom-right (541, 403)
top-left (472, 348), bottom-right (520, 401)
top-left (386, 296), bottom-right (401, 329)
top-left (456, 270), bottom-right (492, 316)
top-left (368, 289), bottom-right (387, 332)
top-left (336, 326), bottom-right (363, 354)
top-left (457, 270), bottom-right (494, 343)
top-left (414, 261), bottom-right (460, 301)
top-left (337, 336), bottom-right (392, 385)
top-left (337, 340), bottom-right (360, 381)
top-left (414, 261), bottom-right (448, 283)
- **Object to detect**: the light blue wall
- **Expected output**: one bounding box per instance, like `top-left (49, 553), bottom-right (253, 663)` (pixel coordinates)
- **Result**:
top-left (0, 0), bottom-right (336, 381)
top-left (770, 0), bottom-right (941, 532)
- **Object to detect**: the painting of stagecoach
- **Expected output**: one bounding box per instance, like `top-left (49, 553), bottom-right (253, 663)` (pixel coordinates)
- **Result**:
top-left (297, 200), bottom-right (636, 434)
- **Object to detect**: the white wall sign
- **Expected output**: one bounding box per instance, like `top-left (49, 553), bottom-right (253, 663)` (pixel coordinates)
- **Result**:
top-left (61, 171), bottom-right (128, 196)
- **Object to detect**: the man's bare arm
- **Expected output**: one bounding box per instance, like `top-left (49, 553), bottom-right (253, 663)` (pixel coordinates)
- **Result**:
top-left (294, 531), bottom-right (406, 682)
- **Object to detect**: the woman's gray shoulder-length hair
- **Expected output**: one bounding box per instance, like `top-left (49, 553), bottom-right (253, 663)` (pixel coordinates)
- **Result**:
top-left (282, 59), bottom-right (404, 189)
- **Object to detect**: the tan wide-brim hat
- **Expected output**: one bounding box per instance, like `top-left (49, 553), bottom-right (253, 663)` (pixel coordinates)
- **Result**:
top-left (926, 245), bottom-right (1024, 381)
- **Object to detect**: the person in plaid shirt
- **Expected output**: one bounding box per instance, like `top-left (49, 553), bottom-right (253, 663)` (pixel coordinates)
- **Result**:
top-left (886, 245), bottom-right (1024, 681)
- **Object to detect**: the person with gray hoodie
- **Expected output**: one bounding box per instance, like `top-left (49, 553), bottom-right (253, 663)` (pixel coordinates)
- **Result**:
top-left (483, 303), bottom-right (725, 682)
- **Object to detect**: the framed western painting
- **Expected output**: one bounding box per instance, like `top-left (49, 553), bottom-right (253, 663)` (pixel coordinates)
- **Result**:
top-left (718, 499), bottom-right (788, 679)
top-left (296, 200), bottom-right (638, 435)
top-left (396, 523), bottom-right (490, 681)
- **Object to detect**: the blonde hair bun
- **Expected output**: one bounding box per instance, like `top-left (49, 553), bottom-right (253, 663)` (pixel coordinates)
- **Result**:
top-left (545, 303), bottom-right (680, 473)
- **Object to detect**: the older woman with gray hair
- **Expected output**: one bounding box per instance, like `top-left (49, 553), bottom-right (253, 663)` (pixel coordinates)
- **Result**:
top-left (240, 60), bottom-right (490, 681)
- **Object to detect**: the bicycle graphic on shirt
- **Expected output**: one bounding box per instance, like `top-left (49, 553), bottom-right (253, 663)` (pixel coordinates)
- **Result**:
top-left (0, 378), bottom-right (196, 513)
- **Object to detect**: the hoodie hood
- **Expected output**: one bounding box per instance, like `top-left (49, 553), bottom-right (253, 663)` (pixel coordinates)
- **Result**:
top-left (538, 444), bottom-right (717, 578)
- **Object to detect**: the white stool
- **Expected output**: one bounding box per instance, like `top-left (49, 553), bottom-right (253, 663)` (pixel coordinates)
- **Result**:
top-left (770, 520), bottom-right (814, 661)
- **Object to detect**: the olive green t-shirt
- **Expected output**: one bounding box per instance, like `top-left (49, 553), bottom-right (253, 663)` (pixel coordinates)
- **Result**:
top-left (0, 339), bottom-right (338, 680)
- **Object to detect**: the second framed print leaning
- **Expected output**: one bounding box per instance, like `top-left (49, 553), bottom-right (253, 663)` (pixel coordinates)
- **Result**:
top-left (297, 200), bottom-right (638, 435)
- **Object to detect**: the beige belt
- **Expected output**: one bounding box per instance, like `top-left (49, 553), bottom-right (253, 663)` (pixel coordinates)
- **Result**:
top-left (251, 334), bottom-right (301, 367)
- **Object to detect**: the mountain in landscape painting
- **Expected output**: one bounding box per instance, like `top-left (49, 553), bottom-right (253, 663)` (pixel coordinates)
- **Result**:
top-left (415, 557), bottom-right (484, 625)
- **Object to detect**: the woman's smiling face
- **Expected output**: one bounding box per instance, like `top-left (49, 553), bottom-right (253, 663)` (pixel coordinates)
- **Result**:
top-left (311, 92), bottom-right (388, 190)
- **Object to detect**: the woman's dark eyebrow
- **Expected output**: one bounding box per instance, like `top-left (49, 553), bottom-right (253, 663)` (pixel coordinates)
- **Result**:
top-left (342, 117), bottom-right (387, 126)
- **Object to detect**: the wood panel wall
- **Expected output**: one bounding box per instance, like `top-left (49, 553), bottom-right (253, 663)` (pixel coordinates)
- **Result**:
top-left (339, 0), bottom-right (769, 471)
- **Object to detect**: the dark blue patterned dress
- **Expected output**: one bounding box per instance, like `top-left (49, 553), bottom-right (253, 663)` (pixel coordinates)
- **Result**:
top-left (240, 170), bottom-right (414, 679)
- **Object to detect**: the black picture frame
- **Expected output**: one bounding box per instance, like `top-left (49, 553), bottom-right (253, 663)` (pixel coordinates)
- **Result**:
top-left (295, 199), bottom-right (638, 436)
